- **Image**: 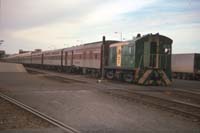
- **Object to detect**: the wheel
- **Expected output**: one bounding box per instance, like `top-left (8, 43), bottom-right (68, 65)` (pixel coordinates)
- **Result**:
top-left (183, 73), bottom-right (187, 80)
top-left (123, 73), bottom-right (133, 83)
top-left (95, 71), bottom-right (100, 78)
top-left (106, 71), bottom-right (114, 80)
top-left (91, 70), bottom-right (96, 78)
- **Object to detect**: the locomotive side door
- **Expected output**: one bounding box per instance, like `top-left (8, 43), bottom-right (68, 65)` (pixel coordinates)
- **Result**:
top-left (150, 41), bottom-right (157, 68)
top-left (144, 40), bottom-right (159, 68)
top-left (143, 41), bottom-right (150, 68)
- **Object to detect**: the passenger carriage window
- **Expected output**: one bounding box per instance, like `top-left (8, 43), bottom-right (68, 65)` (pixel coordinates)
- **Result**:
top-left (95, 53), bottom-right (98, 59)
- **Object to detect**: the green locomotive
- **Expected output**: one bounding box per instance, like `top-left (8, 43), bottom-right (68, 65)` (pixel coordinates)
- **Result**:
top-left (105, 33), bottom-right (173, 85)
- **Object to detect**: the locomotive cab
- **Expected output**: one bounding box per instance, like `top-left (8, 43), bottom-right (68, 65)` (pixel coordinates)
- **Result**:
top-left (136, 33), bottom-right (173, 85)
top-left (143, 34), bottom-right (172, 69)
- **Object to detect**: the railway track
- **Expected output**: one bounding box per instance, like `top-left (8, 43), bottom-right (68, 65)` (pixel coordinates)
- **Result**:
top-left (125, 89), bottom-right (200, 105)
top-left (103, 89), bottom-right (200, 122)
top-left (168, 90), bottom-right (200, 104)
top-left (26, 67), bottom-right (200, 122)
top-left (174, 88), bottom-right (200, 95)
top-left (0, 92), bottom-right (80, 133)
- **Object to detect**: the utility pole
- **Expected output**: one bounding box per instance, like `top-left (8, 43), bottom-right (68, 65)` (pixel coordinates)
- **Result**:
top-left (101, 36), bottom-right (106, 80)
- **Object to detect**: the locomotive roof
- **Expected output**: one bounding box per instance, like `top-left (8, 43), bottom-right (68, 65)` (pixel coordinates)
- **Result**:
top-left (110, 33), bottom-right (173, 47)
top-left (83, 40), bottom-right (119, 46)
top-left (63, 40), bottom-right (119, 51)
top-left (132, 33), bottom-right (172, 42)
top-left (42, 48), bottom-right (63, 53)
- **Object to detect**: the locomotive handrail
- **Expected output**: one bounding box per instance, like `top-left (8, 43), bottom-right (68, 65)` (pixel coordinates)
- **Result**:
top-left (138, 55), bottom-right (143, 69)
top-left (152, 54), bottom-right (170, 69)
top-left (142, 54), bottom-right (170, 69)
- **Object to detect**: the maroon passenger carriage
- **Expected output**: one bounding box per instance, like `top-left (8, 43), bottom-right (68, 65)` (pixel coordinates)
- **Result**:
top-left (63, 41), bottom-right (103, 76)
top-left (22, 40), bottom-right (118, 78)
top-left (62, 40), bottom-right (118, 76)
top-left (42, 49), bottom-right (63, 71)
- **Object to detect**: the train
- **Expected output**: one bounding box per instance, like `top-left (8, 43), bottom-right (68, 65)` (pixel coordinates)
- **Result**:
top-left (172, 53), bottom-right (200, 80)
top-left (2, 33), bottom-right (173, 86)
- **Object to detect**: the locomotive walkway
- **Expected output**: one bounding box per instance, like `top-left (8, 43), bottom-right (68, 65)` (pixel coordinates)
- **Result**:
top-left (0, 62), bottom-right (199, 132)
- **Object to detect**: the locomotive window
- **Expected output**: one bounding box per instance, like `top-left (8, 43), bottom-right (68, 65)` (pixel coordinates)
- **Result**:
top-left (164, 47), bottom-right (170, 54)
top-left (122, 46), bottom-right (129, 55)
top-left (129, 47), bottom-right (132, 54)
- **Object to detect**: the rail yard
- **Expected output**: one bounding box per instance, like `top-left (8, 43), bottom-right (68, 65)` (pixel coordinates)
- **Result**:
top-left (1, 0), bottom-right (199, 132)
top-left (0, 33), bottom-right (200, 132)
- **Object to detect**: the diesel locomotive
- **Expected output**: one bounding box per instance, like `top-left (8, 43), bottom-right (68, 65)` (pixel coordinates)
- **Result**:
top-left (3, 33), bottom-right (173, 86)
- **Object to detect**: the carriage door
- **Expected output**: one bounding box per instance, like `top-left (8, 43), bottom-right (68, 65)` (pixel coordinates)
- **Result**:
top-left (71, 51), bottom-right (74, 65)
top-left (65, 52), bottom-right (68, 65)
top-left (150, 41), bottom-right (158, 68)
top-left (83, 51), bottom-right (86, 67)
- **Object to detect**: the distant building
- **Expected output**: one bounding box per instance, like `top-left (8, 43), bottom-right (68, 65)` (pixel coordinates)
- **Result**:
top-left (19, 49), bottom-right (30, 54)
top-left (0, 50), bottom-right (5, 58)
top-left (18, 49), bottom-right (42, 54)
top-left (34, 49), bottom-right (42, 52)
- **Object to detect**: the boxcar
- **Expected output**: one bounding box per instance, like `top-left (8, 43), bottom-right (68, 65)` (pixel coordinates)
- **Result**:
top-left (172, 53), bottom-right (200, 80)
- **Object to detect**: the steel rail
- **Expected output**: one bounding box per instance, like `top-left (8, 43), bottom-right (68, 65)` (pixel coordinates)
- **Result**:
top-left (126, 89), bottom-right (200, 103)
top-left (0, 92), bottom-right (80, 133)
top-left (104, 89), bottom-right (200, 121)
top-left (174, 88), bottom-right (200, 95)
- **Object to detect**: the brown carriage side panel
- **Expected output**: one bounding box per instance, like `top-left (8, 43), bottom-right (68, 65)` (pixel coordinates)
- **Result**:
top-left (72, 50), bottom-right (74, 66)
top-left (61, 49), bottom-right (64, 66)
top-left (65, 50), bottom-right (73, 66)
top-left (31, 53), bottom-right (32, 64)
top-left (73, 49), bottom-right (83, 66)
top-left (65, 52), bottom-right (68, 66)
top-left (41, 53), bottom-right (44, 65)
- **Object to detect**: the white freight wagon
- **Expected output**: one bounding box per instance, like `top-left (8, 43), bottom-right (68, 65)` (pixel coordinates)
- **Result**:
top-left (172, 53), bottom-right (200, 80)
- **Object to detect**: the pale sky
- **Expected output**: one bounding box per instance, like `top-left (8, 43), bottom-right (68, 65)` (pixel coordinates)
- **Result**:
top-left (0, 0), bottom-right (200, 54)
